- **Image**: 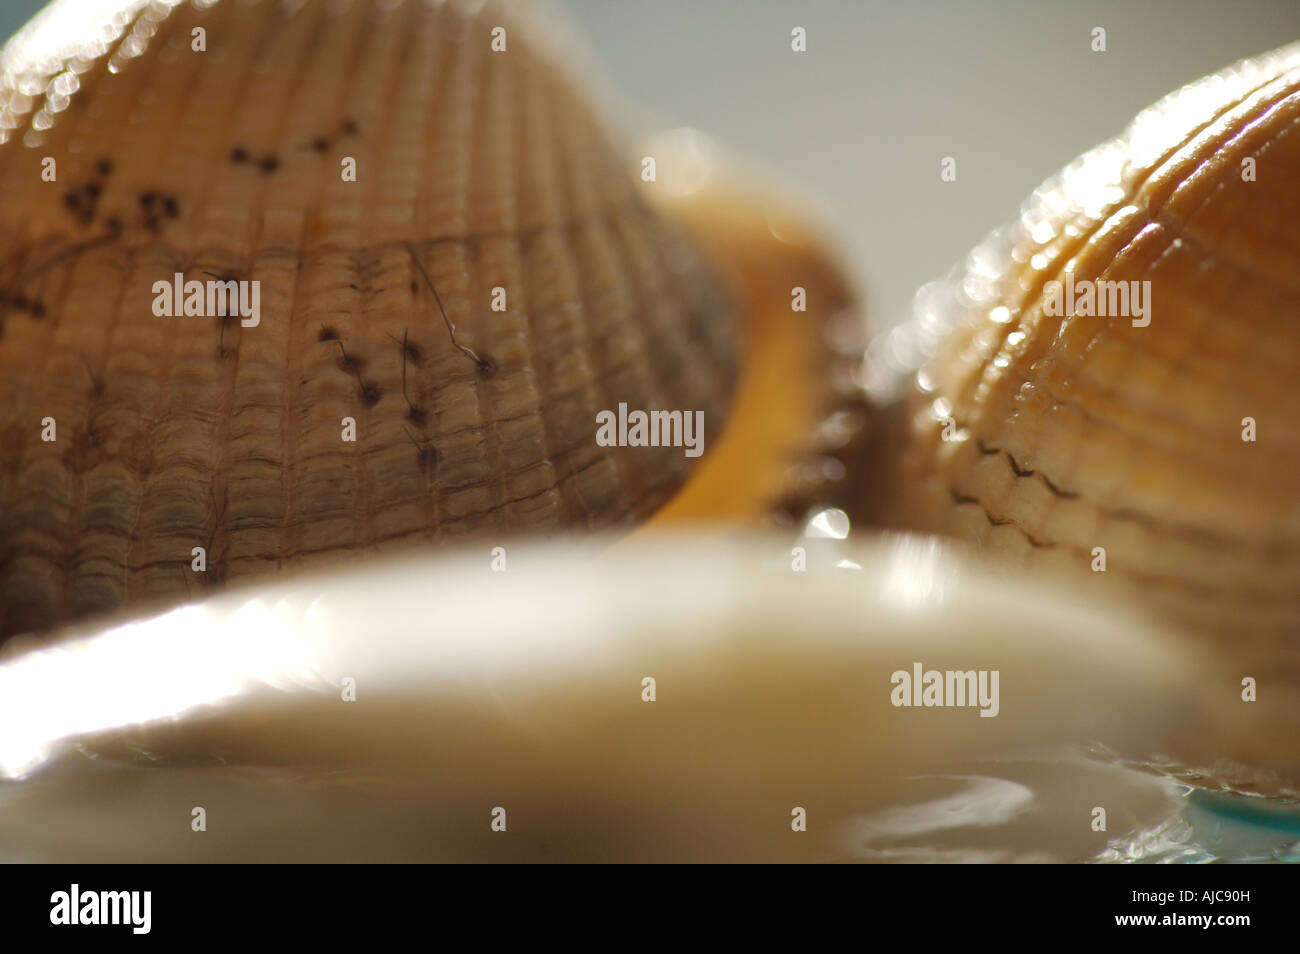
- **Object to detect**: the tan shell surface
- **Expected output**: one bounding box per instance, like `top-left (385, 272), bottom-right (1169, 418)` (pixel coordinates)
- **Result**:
top-left (0, 0), bottom-right (738, 638)
top-left (875, 43), bottom-right (1300, 656)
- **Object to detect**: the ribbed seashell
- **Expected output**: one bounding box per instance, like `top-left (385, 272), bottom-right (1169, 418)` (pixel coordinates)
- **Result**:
top-left (0, 0), bottom-right (739, 638)
top-left (870, 43), bottom-right (1300, 661)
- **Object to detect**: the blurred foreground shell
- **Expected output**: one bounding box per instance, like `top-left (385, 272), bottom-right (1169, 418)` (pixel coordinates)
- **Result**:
top-left (0, 0), bottom-right (738, 637)
top-left (6, 532), bottom-right (1284, 861)
top-left (871, 43), bottom-right (1300, 658)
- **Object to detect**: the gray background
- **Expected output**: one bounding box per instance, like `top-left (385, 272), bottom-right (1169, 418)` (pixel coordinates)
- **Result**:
top-left (5, 0), bottom-right (1300, 330)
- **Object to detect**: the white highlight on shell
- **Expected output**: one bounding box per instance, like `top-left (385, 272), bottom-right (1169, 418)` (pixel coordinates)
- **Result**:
top-left (804, 506), bottom-right (850, 540)
top-left (0, 0), bottom-right (149, 143)
top-left (639, 126), bottom-right (720, 198)
top-left (851, 775), bottom-right (1035, 840)
top-left (0, 600), bottom-right (323, 778)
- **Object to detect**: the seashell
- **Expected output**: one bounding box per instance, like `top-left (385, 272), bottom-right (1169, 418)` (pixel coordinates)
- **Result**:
top-left (632, 157), bottom-right (869, 531)
top-left (867, 43), bottom-right (1300, 662)
top-left (0, 0), bottom-right (748, 639)
top-left (5, 532), bottom-right (1279, 861)
top-left (1, 6), bottom-right (1299, 863)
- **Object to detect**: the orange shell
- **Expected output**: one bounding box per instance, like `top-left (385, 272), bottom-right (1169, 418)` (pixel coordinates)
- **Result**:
top-left (874, 43), bottom-right (1300, 657)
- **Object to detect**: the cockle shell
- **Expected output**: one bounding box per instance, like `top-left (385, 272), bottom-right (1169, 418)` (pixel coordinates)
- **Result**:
top-left (2, 6), bottom-right (1300, 864)
top-left (0, 0), bottom-right (739, 639)
top-left (869, 42), bottom-right (1300, 661)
